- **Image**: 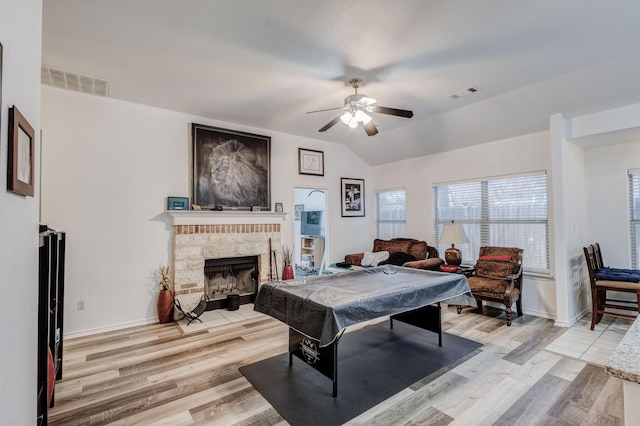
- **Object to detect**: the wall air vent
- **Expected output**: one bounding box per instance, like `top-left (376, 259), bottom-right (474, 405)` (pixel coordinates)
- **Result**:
top-left (448, 86), bottom-right (479, 99)
top-left (41, 65), bottom-right (110, 97)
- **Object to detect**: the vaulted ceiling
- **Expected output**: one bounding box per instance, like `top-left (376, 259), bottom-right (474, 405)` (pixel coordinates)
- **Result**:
top-left (41, 0), bottom-right (640, 165)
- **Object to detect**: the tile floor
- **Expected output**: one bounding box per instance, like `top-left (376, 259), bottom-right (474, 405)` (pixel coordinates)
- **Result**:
top-left (545, 314), bottom-right (634, 366)
top-left (176, 303), bottom-right (265, 334)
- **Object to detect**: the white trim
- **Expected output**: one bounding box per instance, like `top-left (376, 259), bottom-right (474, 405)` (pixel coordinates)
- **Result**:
top-left (64, 318), bottom-right (158, 338)
top-left (166, 210), bottom-right (287, 225)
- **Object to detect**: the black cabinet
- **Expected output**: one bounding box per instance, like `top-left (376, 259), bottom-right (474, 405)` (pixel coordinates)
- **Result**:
top-left (37, 226), bottom-right (65, 425)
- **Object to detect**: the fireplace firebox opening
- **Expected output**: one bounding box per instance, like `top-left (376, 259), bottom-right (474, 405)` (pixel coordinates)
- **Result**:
top-left (204, 255), bottom-right (259, 310)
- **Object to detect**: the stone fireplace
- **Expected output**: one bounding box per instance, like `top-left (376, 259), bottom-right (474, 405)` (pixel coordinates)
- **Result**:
top-left (168, 211), bottom-right (285, 314)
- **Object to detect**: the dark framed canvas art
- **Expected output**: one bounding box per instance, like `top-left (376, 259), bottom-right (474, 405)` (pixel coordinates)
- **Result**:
top-left (192, 124), bottom-right (271, 210)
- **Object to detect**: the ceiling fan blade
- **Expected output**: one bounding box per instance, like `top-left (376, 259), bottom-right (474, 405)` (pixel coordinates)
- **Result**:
top-left (306, 107), bottom-right (344, 114)
top-left (371, 105), bottom-right (414, 118)
top-left (318, 116), bottom-right (342, 132)
top-left (363, 121), bottom-right (378, 136)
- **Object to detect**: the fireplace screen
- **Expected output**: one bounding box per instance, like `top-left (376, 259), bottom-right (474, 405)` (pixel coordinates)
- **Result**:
top-left (204, 256), bottom-right (259, 302)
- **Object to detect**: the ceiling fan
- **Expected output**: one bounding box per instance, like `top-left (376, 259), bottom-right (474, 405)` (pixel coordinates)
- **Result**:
top-left (306, 78), bottom-right (414, 136)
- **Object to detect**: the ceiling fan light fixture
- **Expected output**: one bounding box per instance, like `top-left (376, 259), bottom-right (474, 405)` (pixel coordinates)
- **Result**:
top-left (354, 110), bottom-right (372, 124)
top-left (309, 77), bottom-right (413, 136)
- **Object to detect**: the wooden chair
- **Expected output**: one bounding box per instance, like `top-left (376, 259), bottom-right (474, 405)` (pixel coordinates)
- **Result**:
top-left (593, 242), bottom-right (608, 271)
top-left (461, 246), bottom-right (524, 326)
top-left (583, 244), bottom-right (640, 330)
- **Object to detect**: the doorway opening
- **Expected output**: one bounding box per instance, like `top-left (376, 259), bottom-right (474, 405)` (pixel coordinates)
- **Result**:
top-left (293, 187), bottom-right (327, 277)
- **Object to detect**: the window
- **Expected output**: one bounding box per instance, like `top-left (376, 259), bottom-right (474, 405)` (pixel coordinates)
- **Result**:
top-left (434, 172), bottom-right (549, 273)
top-left (630, 170), bottom-right (640, 268)
top-left (376, 189), bottom-right (406, 239)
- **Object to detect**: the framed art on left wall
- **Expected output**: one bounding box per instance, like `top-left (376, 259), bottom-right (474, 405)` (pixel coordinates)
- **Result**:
top-left (8, 106), bottom-right (35, 197)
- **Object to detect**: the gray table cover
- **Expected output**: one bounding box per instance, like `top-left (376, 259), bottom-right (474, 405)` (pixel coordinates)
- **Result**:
top-left (254, 265), bottom-right (476, 346)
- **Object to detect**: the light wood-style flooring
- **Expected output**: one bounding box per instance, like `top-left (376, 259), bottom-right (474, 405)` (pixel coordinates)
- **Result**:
top-left (48, 306), bottom-right (625, 425)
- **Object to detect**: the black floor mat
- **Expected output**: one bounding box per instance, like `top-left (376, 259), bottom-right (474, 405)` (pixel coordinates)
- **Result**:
top-left (240, 321), bottom-right (482, 425)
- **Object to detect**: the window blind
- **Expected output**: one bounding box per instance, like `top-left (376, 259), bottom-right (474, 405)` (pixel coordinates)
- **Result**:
top-left (434, 172), bottom-right (549, 273)
top-left (376, 189), bottom-right (407, 239)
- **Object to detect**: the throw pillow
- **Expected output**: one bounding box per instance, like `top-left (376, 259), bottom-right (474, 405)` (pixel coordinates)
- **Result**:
top-left (408, 241), bottom-right (428, 260)
top-left (480, 255), bottom-right (512, 261)
top-left (379, 251), bottom-right (417, 266)
top-left (361, 251), bottom-right (390, 267)
top-left (475, 260), bottom-right (515, 279)
top-left (373, 239), bottom-right (412, 255)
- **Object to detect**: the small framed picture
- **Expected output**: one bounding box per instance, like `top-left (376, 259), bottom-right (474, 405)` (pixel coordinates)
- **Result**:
top-left (341, 178), bottom-right (365, 217)
top-left (275, 202), bottom-right (283, 212)
top-left (294, 204), bottom-right (304, 220)
top-left (298, 148), bottom-right (324, 176)
top-left (167, 196), bottom-right (189, 210)
top-left (7, 106), bottom-right (35, 197)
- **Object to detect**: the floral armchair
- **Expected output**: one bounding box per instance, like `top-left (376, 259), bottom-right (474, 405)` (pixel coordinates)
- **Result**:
top-left (460, 246), bottom-right (524, 326)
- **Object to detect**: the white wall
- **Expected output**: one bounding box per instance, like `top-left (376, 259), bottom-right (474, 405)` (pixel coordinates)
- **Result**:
top-left (0, 1), bottom-right (43, 422)
top-left (41, 86), bottom-right (371, 335)
top-left (549, 113), bottom-right (589, 326)
top-left (585, 139), bottom-right (640, 264)
top-left (372, 131), bottom-right (557, 318)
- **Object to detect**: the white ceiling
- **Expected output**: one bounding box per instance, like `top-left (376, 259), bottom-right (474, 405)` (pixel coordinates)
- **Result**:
top-left (41, 0), bottom-right (640, 166)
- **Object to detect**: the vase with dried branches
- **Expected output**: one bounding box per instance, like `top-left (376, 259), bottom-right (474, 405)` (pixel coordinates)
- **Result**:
top-left (157, 265), bottom-right (174, 323)
top-left (282, 245), bottom-right (294, 280)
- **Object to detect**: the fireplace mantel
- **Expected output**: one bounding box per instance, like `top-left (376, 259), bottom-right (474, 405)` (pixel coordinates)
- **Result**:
top-left (166, 210), bottom-right (287, 226)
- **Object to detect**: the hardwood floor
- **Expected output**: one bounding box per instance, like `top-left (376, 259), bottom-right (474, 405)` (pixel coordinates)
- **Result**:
top-left (49, 306), bottom-right (624, 425)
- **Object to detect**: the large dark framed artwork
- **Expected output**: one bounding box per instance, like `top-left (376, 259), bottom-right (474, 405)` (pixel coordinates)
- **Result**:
top-left (341, 177), bottom-right (365, 217)
top-left (192, 124), bottom-right (271, 210)
top-left (8, 106), bottom-right (35, 197)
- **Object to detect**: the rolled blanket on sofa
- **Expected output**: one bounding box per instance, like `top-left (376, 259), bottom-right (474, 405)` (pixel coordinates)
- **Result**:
top-left (595, 267), bottom-right (640, 282)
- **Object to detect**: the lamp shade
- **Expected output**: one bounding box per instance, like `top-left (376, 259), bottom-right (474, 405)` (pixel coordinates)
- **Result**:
top-left (439, 222), bottom-right (469, 245)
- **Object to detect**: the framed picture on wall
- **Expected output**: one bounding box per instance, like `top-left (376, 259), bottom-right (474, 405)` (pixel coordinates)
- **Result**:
top-left (298, 148), bottom-right (324, 176)
top-left (192, 124), bottom-right (271, 210)
top-left (7, 106), bottom-right (35, 197)
top-left (341, 177), bottom-right (365, 217)
top-left (294, 204), bottom-right (304, 220)
top-left (167, 196), bottom-right (189, 210)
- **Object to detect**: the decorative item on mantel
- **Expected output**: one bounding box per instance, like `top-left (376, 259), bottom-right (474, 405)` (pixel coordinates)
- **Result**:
top-left (282, 245), bottom-right (294, 280)
top-left (157, 265), bottom-right (174, 323)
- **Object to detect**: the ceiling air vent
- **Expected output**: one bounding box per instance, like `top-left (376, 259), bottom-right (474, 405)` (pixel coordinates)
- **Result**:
top-left (448, 86), bottom-right (479, 99)
top-left (41, 65), bottom-right (110, 97)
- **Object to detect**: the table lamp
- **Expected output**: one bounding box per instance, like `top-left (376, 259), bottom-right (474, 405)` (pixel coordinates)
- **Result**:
top-left (440, 221), bottom-right (469, 266)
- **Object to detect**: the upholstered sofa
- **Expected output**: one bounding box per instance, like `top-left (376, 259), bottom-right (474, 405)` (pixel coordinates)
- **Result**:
top-left (344, 238), bottom-right (444, 271)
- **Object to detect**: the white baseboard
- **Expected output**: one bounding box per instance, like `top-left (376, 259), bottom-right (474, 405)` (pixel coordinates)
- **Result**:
top-left (64, 317), bottom-right (159, 339)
